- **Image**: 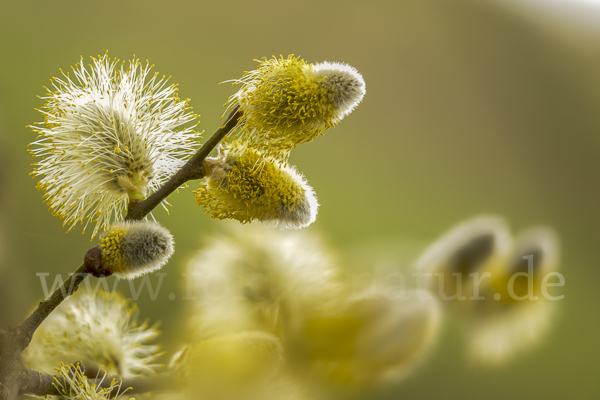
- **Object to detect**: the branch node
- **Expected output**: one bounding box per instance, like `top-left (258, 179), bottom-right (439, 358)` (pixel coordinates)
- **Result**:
top-left (84, 245), bottom-right (113, 278)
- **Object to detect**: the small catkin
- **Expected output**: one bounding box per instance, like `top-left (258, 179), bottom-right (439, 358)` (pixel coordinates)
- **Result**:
top-left (225, 55), bottom-right (365, 160)
top-left (469, 227), bottom-right (559, 364)
top-left (195, 143), bottom-right (318, 229)
top-left (415, 215), bottom-right (512, 299)
top-left (416, 217), bottom-right (561, 365)
top-left (302, 291), bottom-right (440, 389)
top-left (99, 220), bottom-right (174, 279)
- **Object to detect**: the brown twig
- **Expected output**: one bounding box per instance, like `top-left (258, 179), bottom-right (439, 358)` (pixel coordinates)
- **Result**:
top-left (126, 106), bottom-right (242, 220)
top-left (0, 265), bottom-right (89, 400)
top-left (0, 107), bottom-right (242, 399)
top-left (19, 368), bottom-right (62, 397)
top-left (0, 330), bottom-right (30, 400)
top-left (17, 264), bottom-right (88, 342)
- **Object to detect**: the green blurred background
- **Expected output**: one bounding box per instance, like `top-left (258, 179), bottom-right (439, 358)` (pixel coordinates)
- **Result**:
top-left (1, 0), bottom-right (598, 398)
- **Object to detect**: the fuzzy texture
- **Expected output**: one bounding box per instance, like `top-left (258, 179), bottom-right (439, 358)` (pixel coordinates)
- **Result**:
top-left (23, 290), bottom-right (161, 378)
top-left (506, 227), bottom-right (559, 277)
top-left (467, 227), bottom-right (561, 364)
top-left (416, 215), bottom-right (512, 303)
top-left (224, 55), bottom-right (365, 160)
top-left (100, 220), bottom-right (174, 279)
top-left (52, 363), bottom-right (129, 400)
top-left (311, 61), bottom-right (366, 120)
top-left (187, 224), bottom-right (343, 341)
top-left (485, 227), bottom-right (560, 303)
top-left (29, 53), bottom-right (200, 238)
top-left (169, 340), bottom-right (306, 400)
top-left (177, 332), bottom-right (284, 400)
top-left (194, 142), bottom-right (318, 229)
top-left (418, 216), bottom-right (561, 365)
top-left (468, 299), bottom-right (555, 365)
top-left (187, 225), bottom-right (442, 395)
top-left (181, 332), bottom-right (283, 384)
top-left (300, 290), bottom-right (441, 390)
top-left (352, 291), bottom-right (440, 385)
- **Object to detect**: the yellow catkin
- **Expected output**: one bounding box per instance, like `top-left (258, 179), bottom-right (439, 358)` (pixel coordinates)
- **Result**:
top-left (178, 332), bottom-right (284, 399)
top-left (98, 221), bottom-right (174, 279)
top-left (194, 143), bottom-right (317, 228)
top-left (52, 363), bottom-right (126, 400)
top-left (99, 228), bottom-right (128, 273)
top-left (225, 55), bottom-right (365, 160)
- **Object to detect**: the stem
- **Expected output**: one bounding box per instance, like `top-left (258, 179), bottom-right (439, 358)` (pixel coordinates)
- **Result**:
top-left (126, 106), bottom-right (242, 220)
top-left (19, 368), bottom-right (61, 397)
top-left (0, 107), bottom-right (243, 399)
top-left (17, 264), bottom-right (89, 344)
top-left (15, 106), bottom-right (242, 344)
top-left (0, 330), bottom-right (28, 400)
top-left (1, 264), bottom-right (89, 400)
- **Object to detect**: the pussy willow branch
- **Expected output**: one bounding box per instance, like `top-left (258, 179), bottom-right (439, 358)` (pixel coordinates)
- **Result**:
top-left (17, 264), bottom-right (88, 341)
top-left (0, 265), bottom-right (88, 400)
top-left (126, 106), bottom-right (242, 220)
top-left (0, 107), bottom-right (242, 400)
